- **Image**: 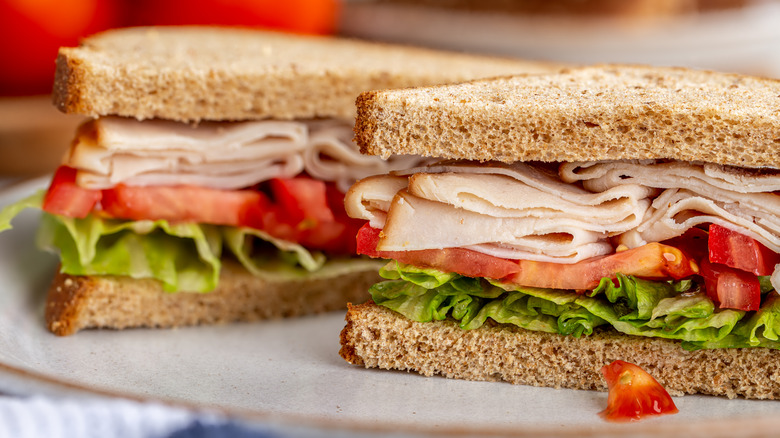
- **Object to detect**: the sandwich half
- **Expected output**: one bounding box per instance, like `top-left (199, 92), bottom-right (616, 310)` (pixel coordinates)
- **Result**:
top-left (0, 26), bottom-right (556, 335)
top-left (340, 65), bottom-right (780, 399)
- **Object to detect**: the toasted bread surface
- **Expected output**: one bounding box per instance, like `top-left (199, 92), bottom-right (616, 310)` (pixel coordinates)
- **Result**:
top-left (46, 260), bottom-right (381, 336)
top-left (355, 65), bottom-right (780, 168)
top-left (340, 301), bottom-right (780, 400)
top-left (53, 26), bottom-right (558, 122)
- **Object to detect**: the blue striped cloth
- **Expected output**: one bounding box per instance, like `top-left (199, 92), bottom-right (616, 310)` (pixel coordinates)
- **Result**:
top-left (0, 395), bottom-right (277, 438)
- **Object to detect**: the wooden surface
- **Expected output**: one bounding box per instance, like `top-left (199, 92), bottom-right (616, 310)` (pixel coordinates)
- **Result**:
top-left (0, 96), bottom-right (83, 177)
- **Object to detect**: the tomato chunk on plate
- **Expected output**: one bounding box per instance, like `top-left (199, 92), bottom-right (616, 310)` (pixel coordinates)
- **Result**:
top-left (600, 360), bottom-right (678, 422)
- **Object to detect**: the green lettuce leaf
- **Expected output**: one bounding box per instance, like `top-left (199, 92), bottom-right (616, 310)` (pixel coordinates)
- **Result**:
top-left (371, 261), bottom-right (503, 327)
top-left (372, 262), bottom-right (597, 334)
top-left (739, 294), bottom-right (780, 347)
top-left (222, 226), bottom-right (386, 281)
top-left (223, 227), bottom-right (327, 275)
top-left (372, 262), bottom-right (780, 350)
top-left (379, 261), bottom-right (460, 289)
top-left (37, 213), bottom-right (223, 293)
top-left (696, 294), bottom-right (780, 349)
top-left (2, 192), bottom-right (223, 292)
top-left (759, 276), bottom-right (775, 294)
top-left (0, 191), bottom-right (44, 232)
top-left (3, 192), bottom-right (379, 292)
top-left (651, 294), bottom-right (713, 321)
top-left (574, 292), bottom-right (742, 345)
top-left (589, 274), bottom-right (675, 320)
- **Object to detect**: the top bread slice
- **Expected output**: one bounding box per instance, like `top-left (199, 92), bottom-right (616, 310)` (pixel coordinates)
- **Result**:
top-left (355, 65), bottom-right (780, 168)
top-left (53, 26), bottom-right (558, 123)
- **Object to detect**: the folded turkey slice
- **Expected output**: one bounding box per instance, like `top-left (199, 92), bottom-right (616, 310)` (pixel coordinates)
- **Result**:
top-left (560, 160), bottom-right (780, 194)
top-left (560, 161), bottom-right (780, 254)
top-left (346, 161), bottom-right (652, 263)
top-left (66, 116), bottom-right (422, 192)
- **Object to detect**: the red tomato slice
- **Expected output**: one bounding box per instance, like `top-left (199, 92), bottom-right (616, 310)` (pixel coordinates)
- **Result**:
top-left (356, 224), bottom-right (522, 279)
top-left (269, 178), bottom-right (334, 224)
top-left (700, 259), bottom-right (761, 311)
top-left (325, 183), bottom-right (365, 254)
top-left (506, 243), bottom-right (698, 290)
top-left (104, 182), bottom-right (356, 254)
top-left (356, 225), bottom-right (699, 290)
top-left (300, 220), bottom-right (347, 251)
top-left (600, 360), bottom-right (678, 422)
top-left (259, 178), bottom-right (358, 254)
top-left (42, 166), bottom-right (101, 219)
top-left (258, 206), bottom-right (344, 251)
top-left (101, 184), bottom-right (268, 226)
top-left (661, 227), bottom-right (709, 262)
top-left (708, 224), bottom-right (780, 276)
top-left (356, 223), bottom-right (383, 257)
top-left (41, 169), bottom-right (387, 255)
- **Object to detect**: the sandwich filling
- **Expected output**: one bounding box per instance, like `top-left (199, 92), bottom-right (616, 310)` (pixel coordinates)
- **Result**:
top-left (1, 117), bottom-right (421, 292)
top-left (345, 160), bottom-right (780, 350)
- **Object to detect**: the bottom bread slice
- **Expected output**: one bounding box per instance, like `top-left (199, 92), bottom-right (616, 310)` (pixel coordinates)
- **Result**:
top-left (46, 260), bottom-right (381, 336)
top-left (340, 301), bottom-right (780, 400)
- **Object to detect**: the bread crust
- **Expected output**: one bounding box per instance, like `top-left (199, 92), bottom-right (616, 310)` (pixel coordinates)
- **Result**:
top-left (341, 301), bottom-right (780, 399)
top-left (46, 260), bottom-right (381, 336)
top-left (355, 65), bottom-right (780, 168)
top-left (52, 26), bottom-right (558, 122)
top-left (52, 52), bottom-right (87, 116)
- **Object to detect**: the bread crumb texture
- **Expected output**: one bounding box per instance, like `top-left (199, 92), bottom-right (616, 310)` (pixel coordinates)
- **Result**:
top-left (53, 26), bottom-right (557, 122)
top-left (45, 261), bottom-right (380, 336)
top-left (355, 65), bottom-right (780, 168)
top-left (340, 302), bottom-right (780, 400)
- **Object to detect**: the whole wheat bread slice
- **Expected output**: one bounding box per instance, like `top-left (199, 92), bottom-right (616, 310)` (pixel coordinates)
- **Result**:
top-left (53, 26), bottom-right (559, 123)
top-left (47, 260), bottom-right (382, 336)
top-left (341, 302), bottom-right (780, 399)
top-left (355, 65), bottom-right (780, 168)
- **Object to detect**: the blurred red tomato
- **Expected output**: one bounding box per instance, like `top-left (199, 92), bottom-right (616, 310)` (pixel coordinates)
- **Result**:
top-left (0, 0), bottom-right (120, 95)
top-left (128, 0), bottom-right (340, 35)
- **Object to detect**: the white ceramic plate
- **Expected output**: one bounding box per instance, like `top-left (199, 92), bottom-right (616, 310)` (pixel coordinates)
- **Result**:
top-left (2, 178), bottom-right (780, 437)
top-left (340, 1), bottom-right (780, 78)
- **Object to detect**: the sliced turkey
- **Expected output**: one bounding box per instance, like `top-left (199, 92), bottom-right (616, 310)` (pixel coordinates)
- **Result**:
top-left (561, 160), bottom-right (780, 253)
top-left (346, 161), bottom-right (651, 263)
top-left (66, 116), bottom-right (425, 191)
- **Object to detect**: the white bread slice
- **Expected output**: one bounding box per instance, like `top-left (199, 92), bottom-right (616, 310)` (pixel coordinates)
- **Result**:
top-left (355, 65), bottom-right (780, 168)
top-left (340, 301), bottom-right (780, 400)
top-left (47, 260), bottom-right (382, 336)
top-left (53, 26), bottom-right (559, 123)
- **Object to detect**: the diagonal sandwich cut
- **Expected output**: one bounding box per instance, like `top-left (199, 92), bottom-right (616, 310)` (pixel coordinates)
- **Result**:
top-left (0, 26), bottom-right (556, 335)
top-left (340, 65), bottom-right (780, 399)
